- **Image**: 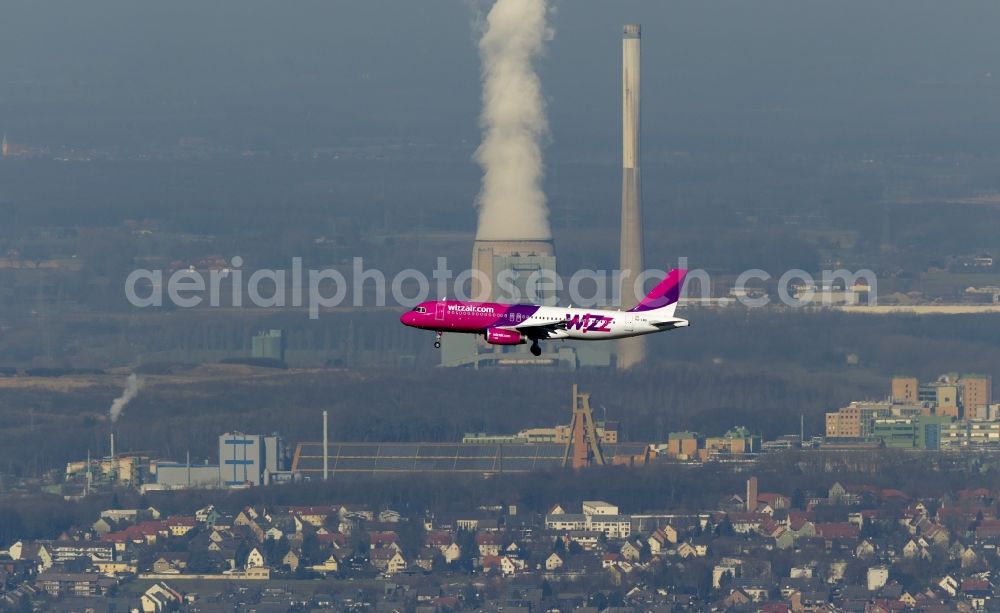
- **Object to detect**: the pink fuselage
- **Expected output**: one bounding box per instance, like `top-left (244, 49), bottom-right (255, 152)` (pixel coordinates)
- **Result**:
top-left (400, 300), bottom-right (685, 341)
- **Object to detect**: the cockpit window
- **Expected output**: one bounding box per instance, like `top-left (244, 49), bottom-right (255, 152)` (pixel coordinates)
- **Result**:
top-left (411, 306), bottom-right (427, 313)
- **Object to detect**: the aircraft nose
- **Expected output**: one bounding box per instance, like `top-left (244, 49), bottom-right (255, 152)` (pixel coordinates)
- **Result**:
top-left (400, 312), bottom-right (414, 326)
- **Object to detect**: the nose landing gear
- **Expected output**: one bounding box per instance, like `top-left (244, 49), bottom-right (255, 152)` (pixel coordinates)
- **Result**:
top-left (434, 331), bottom-right (442, 349)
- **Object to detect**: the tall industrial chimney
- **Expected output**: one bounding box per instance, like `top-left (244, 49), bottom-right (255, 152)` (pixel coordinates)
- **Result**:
top-left (322, 410), bottom-right (329, 481)
top-left (618, 24), bottom-right (646, 369)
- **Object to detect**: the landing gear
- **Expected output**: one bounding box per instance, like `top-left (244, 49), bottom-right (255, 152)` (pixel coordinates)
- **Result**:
top-left (434, 331), bottom-right (442, 349)
top-left (530, 342), bottom-right (541, 356)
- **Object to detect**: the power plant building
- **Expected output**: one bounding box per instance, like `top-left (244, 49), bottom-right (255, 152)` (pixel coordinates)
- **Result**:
top-left (219, 432), bottom-right (283, 487)
top-left (153, 462), bottom-right (222, 489)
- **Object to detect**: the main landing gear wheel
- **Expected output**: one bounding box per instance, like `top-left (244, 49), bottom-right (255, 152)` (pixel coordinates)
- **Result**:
top-left (530, 342), bottom-right (541, 356)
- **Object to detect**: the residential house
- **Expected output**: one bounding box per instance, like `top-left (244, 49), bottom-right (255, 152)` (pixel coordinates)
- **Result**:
top-left (563, 531), bottom-right (602, 551)
top-left (587, 515), bottom-right (632, 539)
top-left (369, 531), bottom-right (400, 551)
top-left (499, 555), bottom-right (525, 576)
top-left (676, 540), bottom-right (709, 559)
top-left (413, 548), bottom-right (437, 572)
top-left (371, 549), bottom-right (407, 575)
top-left (140, 582), bottom-right (182, 613)
top-left (545, 552), bottom-right (564, 571)
top-left (546, 514), bottom-right (586, 532)
top-left (164, 516), bottom-right (197, 537)
top-left (620, 541), bottom-right (642, 562)
top-left (36, 571), bottom-right (117, 598)
top-left (151, 553), bottom-right (189, 574)
top-left (310, 554), bottom-right (340, 575)
top-left (476, 532), bottom-right (503, 557)
top-left (281, 549), bottom-right (301, 572)
top-left (284, 505), bottom-right (341, 528)
top-left (245, 547), bottom-right (266, 570)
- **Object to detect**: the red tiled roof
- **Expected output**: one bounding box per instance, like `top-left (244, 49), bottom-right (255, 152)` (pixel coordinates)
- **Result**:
top-left (871, 599), bottom-right (905, 611)
top-left (976, 520), bottom-right (1000, 538)
top-left (726, 512), bottom-right (768, 524)
top-left (814, 522), bottom-right (859, 540)
top-left (880, 489), bottom-right (909, 500)
top-left (788, 512), bottom-right (812, 531)
top-left (133, 520), bottom-right (168, 535)
top-left (316, 532), bottom-right (346, 547)
top-left (425, 531), bottom-right (453, 547)
top-left (481, 554), bottom-right (501, 568)
top-left (757, 493), bottom-right (788, 505)
top-left (432, 597), bottom-right (459, 607)
top-left (475, 531), bottom-right (503, 545)
top-left (284, 505), bottom-right (340, 516)
top-left (961, 579), bottom-right (990, 592)
top-left (369, 531), bottom-right (398, 546)
top-left (958, 488), bottom-right (992, 500)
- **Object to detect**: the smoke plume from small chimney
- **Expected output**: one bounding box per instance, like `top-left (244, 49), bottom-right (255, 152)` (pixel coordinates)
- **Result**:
top-left (109, 374), bottom-right (142, 424)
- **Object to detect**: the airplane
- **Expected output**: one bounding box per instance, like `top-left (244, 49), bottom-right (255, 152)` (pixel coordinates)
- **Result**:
top-left (400, 268), bottom-right (689, 356)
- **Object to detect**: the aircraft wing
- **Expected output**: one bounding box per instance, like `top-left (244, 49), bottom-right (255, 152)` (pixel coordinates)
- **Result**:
top-left (511, 320), bottom-right (568, 340)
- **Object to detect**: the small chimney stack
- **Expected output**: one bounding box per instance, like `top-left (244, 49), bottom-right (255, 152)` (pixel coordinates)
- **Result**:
top-left (322, 410), bottom-right (329, 481)
top-left (747, 476), bottom-right (758, 512)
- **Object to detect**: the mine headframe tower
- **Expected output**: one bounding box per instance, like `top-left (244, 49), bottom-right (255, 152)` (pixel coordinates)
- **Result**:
top-left (562, 384), bottom-right (606, 469)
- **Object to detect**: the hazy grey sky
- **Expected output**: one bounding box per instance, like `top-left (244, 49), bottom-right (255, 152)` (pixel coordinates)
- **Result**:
top-left (1, 0), bottom-right (999, 155)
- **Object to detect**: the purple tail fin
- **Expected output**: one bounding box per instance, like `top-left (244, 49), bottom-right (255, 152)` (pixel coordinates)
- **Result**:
top-left (628, 269), bottom-right (688, 313)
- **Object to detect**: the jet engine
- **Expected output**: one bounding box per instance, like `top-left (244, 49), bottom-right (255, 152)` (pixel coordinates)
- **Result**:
top-left (485, 328), bottom-right (525, 345)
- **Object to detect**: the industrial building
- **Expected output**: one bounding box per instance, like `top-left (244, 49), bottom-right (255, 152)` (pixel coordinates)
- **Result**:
top-left (294, 385), bottom-right (650, 476)
top-left (251, 329), bottom-right (285, 361)
top-left (462, 420), bottom-right (619, 445)
top-left (149, 432), bottom-right (286, 489)
top-left (657, 428), bottom-right (762, 462)
top-left (219, 432), bottom-right (284, 487)
top-left (152, 462), bottom-right (223, 489)
top-left (290, 441), bottom-right (650, 477)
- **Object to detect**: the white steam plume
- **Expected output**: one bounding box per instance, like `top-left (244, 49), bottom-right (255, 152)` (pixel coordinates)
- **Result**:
top-left (474, 0), bottom-right (552, 241)
top-left (109, 374), bottom-right (142, 424)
